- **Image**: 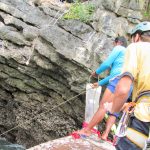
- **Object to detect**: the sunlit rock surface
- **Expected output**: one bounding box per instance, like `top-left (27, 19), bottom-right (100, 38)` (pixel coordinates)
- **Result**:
top-left (27, 136), bottom-right (116, 150)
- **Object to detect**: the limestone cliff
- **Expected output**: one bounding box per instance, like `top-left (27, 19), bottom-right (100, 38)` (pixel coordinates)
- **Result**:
top-left (0, 0), bottom-right (149, 148)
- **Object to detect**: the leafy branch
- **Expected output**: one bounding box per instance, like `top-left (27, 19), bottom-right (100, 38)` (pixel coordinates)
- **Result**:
top-left (63, 1), bottom-right (95, 23)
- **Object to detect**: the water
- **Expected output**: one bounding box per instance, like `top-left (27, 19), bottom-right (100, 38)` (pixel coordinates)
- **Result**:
top-left (0, 138), bottom-right (25, 150)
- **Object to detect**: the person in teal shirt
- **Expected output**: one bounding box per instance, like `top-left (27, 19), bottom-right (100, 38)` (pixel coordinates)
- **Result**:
top-left (75, 36), bottom-right (132, 141)
top-left (95, 38), bottom-right (126, 86)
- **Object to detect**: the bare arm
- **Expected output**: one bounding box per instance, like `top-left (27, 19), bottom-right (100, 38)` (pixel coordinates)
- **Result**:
top-left (111, 76), bottom-right (132, 113)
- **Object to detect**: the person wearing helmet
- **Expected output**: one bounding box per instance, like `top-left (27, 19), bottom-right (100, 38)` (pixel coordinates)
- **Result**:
top-left (108, 21), bottom-right (150, 150)
top-left (74, 36), bottom-right (133, 141)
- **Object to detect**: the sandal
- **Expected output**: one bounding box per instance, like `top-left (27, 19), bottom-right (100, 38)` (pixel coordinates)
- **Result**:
top-left (71, 122), bottom-right (101, 139)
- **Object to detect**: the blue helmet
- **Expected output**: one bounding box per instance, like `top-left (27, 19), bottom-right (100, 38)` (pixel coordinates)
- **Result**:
top-left (130, 21), bottom-right (150, 35)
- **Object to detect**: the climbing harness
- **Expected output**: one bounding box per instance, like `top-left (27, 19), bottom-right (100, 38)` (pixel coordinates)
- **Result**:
top-left (113, 90), bottom-right (150, 149)
top-left (126, 127), bottom-right (148, 149)
top-left (143, 127), bottom-right (150, 150)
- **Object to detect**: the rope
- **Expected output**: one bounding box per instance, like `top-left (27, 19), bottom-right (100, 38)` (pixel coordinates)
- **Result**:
top-left (0, 89), bottom-right (88, 136)
top-left (25, 37), bottom-right (37, 65)
top-left (0, 0), bottom-right (103, 138)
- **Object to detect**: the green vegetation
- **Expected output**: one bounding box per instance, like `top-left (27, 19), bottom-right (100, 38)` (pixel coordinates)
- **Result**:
top-left (144, 12), bottom-right (150, 17)
top-left (143, 3), bottom-right (150, 21)
top-left (63, 1), bottom-right (95, 23)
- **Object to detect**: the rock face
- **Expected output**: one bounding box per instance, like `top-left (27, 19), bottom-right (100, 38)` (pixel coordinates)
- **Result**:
top-left (0, 138), bottom-right (25, 150)
top-left (0, 0), bottom-right (149, 148)
top-left (27, 136), bottom-right (116, 150)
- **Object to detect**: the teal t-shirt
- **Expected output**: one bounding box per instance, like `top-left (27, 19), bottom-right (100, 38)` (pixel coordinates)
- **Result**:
top-left (96, 45), bottom-right (126, 86)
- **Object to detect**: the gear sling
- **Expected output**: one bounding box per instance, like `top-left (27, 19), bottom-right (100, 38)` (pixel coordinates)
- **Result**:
top-left (115, 90), bottom-right (150, 149)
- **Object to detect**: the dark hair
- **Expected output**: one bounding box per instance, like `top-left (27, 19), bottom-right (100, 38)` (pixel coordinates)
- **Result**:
top-left (142, 30), bottom-right (150, 36)
top-left (132, 30), bottom-right (150, 42)
top-left (115, 36), bottom-right (127, 47)
top-left (141, 31), bottom-right (150, 42)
